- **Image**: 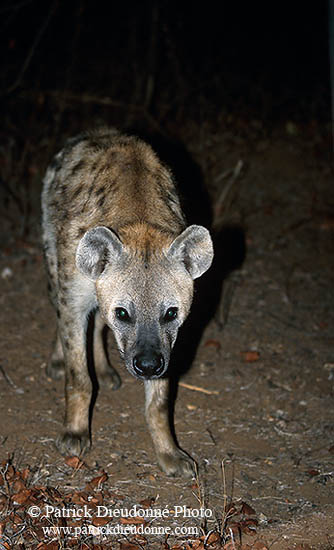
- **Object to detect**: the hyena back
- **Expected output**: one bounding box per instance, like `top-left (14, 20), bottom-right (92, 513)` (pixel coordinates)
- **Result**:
top-left (42, 128), bottom-right (214, 477)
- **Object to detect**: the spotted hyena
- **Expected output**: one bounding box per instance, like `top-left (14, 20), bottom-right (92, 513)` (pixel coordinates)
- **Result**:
top-left (41, 128), bottom-right (214, 477)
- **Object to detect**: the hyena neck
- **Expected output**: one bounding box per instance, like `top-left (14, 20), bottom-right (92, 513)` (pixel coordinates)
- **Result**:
top-left (118, 221), bottom-right (177, 259)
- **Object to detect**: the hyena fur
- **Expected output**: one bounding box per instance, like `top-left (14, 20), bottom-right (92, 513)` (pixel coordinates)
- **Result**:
top-left (41, 128), bottom-right (214, 477)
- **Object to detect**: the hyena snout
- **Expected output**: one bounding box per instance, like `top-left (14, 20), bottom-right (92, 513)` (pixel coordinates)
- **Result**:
top-left (133, 350), bottom-right (165, 378)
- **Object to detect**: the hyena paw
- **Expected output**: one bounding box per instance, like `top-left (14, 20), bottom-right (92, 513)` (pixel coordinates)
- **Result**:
top-left (56, 431), bottom-right (91, 456)
top-left (98, 365), bottom-right (121, 391)
top-left (157, 449), bottom-right (196, 478)
top-left (46, 359), bottom-right (65, 380)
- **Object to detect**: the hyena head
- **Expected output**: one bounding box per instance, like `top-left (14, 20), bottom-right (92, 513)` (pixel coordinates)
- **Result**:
top-left (76, 224), bottom-right (213, 379)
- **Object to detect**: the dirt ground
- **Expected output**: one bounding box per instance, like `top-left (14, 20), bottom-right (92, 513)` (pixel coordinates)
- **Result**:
top-left (0, 127), bottom-right (333, 549)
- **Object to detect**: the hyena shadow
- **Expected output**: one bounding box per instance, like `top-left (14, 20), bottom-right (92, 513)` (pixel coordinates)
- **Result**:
top-left (134, 132), bottom-right (246, 428)
top-left (172, 224), bottom-right (246, 377)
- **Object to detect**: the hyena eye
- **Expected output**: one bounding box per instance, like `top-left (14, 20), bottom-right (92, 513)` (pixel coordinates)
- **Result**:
top-left (115, 307), bottom-right (131, 322)
top-left (164, 307), bottom-right (178, 322)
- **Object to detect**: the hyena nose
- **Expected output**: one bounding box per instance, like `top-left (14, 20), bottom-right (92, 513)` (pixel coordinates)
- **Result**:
top-left (133, 352), bottom-right (165, 378)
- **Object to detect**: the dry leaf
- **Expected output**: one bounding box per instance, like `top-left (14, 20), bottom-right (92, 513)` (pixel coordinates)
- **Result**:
top-left (11, 478), bottom-right (26, 493)
top-left (89, 472), bottom-right (108, 487)
top-left (204, 339), bottom-right (221, 351)
top-left (243, 518), bottom-right (258, 527)
top-left (240, 521), bottom-right (257, 535)
top-left (241, 351), bottom-right (260, 362)
top-left (36, 486), bottom-right (54, 499)
top-left (12, 488), bottom-right (32, 505)
top-left (11, 513), bottom-right (23, 525)
top-left (204, 531), bottom-right (221, 545)
top-left (228, 521), bottom-right (241, 535)
top-left (120, 543), bottom-right (142, 550)
top-left (240, 502), bottom-right (256, 516)
top-left (184, 541), bottom-right (204, 550)
top-left (92, 515), bottom-right (110, 527)
top-left (3, 464), bottom-right (15, 481)
top-left (70, 492), bottom-right (90, 505)
top-left (139, 497), bottom-right (155, 508)
top-left (65, 456), bottom-right (85, 469)
top-left (36, 543), bottom-right (59, 550)
top-left (90, 493), bottom-right (103, 505)
top-left (307, 469), bottom-right (320, 477)
top-left (20, 467), bottom-right (30, 481)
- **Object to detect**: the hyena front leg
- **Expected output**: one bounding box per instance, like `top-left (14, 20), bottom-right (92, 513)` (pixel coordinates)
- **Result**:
top-left (56, 298), bottom-right (92, 456)
top-left (93, 310), bottom-right (121, 390)
top-left (144, 378), bottom-right (195, 478)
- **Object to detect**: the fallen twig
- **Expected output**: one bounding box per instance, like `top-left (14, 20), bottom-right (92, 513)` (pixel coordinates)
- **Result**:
top-left (213, 159), bottom-right (244, 230)
top-left (179, 381), bottom-right (219, 395)
top-left (0, 364), bottom-right (24, 393)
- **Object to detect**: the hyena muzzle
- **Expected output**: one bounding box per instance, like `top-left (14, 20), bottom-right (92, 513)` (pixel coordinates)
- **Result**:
top-left (41, 128), bottom-right (214, 477)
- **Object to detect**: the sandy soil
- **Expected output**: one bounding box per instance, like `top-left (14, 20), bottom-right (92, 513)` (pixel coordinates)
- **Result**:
top-left (0, 133), bottom-right (333, 549)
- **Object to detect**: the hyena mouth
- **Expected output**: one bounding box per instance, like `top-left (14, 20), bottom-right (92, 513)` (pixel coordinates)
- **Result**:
top-left (132, 351), bottom-right (165, 379)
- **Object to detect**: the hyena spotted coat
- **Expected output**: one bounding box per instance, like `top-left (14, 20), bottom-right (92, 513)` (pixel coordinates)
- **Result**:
top-left (42, 128), bottom-right (214, 477)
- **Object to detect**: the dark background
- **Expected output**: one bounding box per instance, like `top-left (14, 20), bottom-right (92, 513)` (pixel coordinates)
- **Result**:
top-left (0, 0), bottom-right (332, 240)
top-left (1, 1), bottom-right (330, 120)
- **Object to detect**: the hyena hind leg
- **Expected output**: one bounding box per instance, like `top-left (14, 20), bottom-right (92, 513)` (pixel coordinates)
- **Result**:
top-left (46, 328), bottom-right (65, 380)
top-left (94, 311), bottom-right (121, 390)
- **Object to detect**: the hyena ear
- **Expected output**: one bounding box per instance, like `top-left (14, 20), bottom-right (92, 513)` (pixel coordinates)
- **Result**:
top-left (168, 225), bottom-right (214, 279)
top-left (76, 226), bottom-right (123, 281)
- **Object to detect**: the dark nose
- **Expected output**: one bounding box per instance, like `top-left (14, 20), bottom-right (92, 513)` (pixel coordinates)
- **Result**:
top-left (133, 352), bottom-right (165, 378)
